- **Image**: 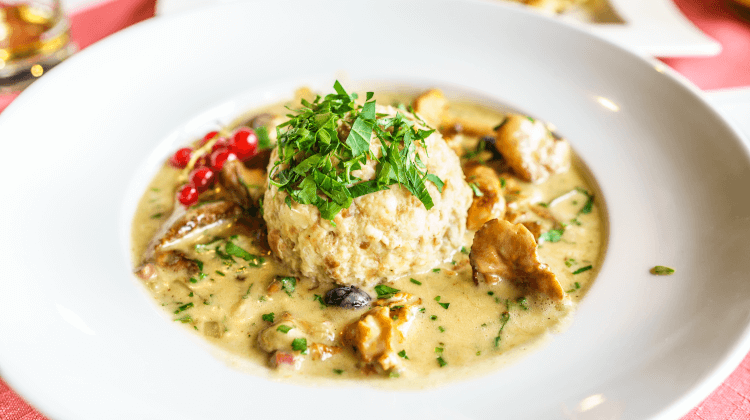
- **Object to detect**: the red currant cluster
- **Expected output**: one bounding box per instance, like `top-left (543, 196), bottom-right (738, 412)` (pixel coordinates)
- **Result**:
top-left (169, 127), bottom-right (259, 206)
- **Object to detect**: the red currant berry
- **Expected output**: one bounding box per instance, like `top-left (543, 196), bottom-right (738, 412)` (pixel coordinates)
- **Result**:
top-left (178, 184), bottom-right (199, 206)
top-left (189, 167), bottom-right (215, 192)
top-left (210, 148), bottom-right (236, 171)
top-left (200, 131), bottom-right (219, 146)
top-left (211, 137), bottom-right (230, 152)
top-left (230, 127), bottom-right (258, 160)
top-left (170, 147), bottom-right (192, 168)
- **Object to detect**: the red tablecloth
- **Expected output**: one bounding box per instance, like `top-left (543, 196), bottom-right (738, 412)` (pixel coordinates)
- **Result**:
top-left (2, 0), bottom-right (750, 419)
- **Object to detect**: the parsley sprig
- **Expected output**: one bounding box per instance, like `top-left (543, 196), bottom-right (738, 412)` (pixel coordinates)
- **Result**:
top-left (269, 81), bottom-right (443, 220)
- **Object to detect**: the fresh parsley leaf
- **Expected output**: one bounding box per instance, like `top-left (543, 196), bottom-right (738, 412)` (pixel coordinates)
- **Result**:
top-left (174, 315), bottom-right (193, 323)
top-left (174, 302), bottom-right (194, 314)
top-left (225, 242), bottom-right (263, 265)
top-left (291, 338), bottom-right (307, 352)
top-left (437, 356), bottom-right (447, 367)
top-left (438, 302), bottom-right (450, 310)
top-left (410, 278), bottom-right (422, 285)
top-left (575, 187), bottom-right (594, 215)
top-left (333, 369), bottom-right (344, 375)
top-left (573, 265), bottom-right (593, 275)
top-left (398, 350), bottom-right (409, 359)
top-left (276, 325), bottom-right (293, 333)
top-left (374, 284), bottom-right (399, 299)
top-left (469, 182), bottom-right (484, 197)
top-left (262, 313), bottom-right (275, 323)
top-left (461, 246), bottom-right (469, 254)
top-left (539, 228), bottom-right (564, 243)
top-left (651, 266), bottom-right (675, 275)
top-left (494, 311), bottom-right (511, 348)
top-left (278, 276), bottom-right (296, 296)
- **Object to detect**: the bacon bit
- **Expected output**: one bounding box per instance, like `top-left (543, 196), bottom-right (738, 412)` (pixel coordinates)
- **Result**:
top-left (270, 351), bottom-right (297, 367)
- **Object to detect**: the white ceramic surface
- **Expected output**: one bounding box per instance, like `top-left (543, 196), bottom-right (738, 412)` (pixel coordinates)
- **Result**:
top-left (1, 1), bottom-right (749, 419)
top-left (155, 0), bottom-right (721, 57)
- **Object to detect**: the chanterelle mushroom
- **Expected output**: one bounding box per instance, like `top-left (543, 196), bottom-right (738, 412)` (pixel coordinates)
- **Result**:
top-left (464, 162), bottom-right (506, 230)
top-left (494, 114), bottom-right (570, 183)
top-left (341, 292), bottom-right (421, 374)
top-left (470, 219), bottom-right (564, 301)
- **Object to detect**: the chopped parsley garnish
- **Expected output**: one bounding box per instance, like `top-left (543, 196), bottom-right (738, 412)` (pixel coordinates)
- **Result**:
top-left (469, 182), bottom-right (484, 197)
top-left (192, 259), bottom-right (204, 272)
top-left (438, 302), bottom-right (450, 310)
top-left (291, 338), bottom-right (307, 352)
top-left (241, 283), bottom-right (254, 299)
top-left (434, 296), bottom-right (441, 301)
top-left (494, 311), bottom-right (511, 348)
top-left (173, 302), bottom-right (193, 314)
top-left (435, 347), bottom-right (444, 354)
top-left (268, 81), bottom-right (442, 221)
top-left (573, 265), bottom-right (593, 275)
top-left (460, 246), bottom-right (469, 254)
top-left (174, 315), bottom-right (193, 323)
top-left (277, 276), bottom-right (296, 296)
top-left (333, 369), bottom-right (344, 375)
top-left (438, 326), bottom-right (445, 333)
top-left (430, 315), bottom-right (438, 321)
top-left (389, 371), bottom-right (401, 378)
top-left (262, 313), bottom-right (275, 323)
top-left (539, 228), bottom-right (564, 243)
top-left (575, 187), bottom-right (594, 215)
top-left (374, 285), bottom-right (400, 299)
top-left (651, 266), bottom-right (675, 275)
top-left (398, 350), bottom-right (409, 359)
top-left (437, 356), bottom-right (447, 367)
top-left (487, 291), bottom-right (494, 296)
top-left (432, 268), bottom-right (441, 273)
top-left (150, 212), bottom-right (163, 219)
top-left (255, 125), bottom-right (272, 150)
top-left (564, 258), bottom-right (576, 267)
top-left (410, 278), bottom-right (422, 285)
top-left (276, 325), bottom-right (293, 333)
top-left (313, 294), bottom-right (327, 308)
top-left (515, 297), bottom-right (529, 310)
top-left (565, 282), bottom-right (582, 294)
top-left (225, 241), bottom-right (264, 267)
top-left (215, 270), bottom-right (225, 276)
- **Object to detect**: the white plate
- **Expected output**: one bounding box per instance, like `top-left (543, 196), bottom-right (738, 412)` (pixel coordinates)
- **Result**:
top-left (1, 1), bottom-right (749, 419)
top-left (155, 0), bottom-right (721, 57)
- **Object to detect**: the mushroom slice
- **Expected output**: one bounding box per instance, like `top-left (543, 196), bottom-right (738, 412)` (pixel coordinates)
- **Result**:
top-left (341, 294), bottom-right (420, 374)
top-left (218, 159), bottom-right (267, 210)
top-left (494, 114), bottom-right (570, 183)
top-left (464, 162), bottom-right (506, 230)
top-left (142, 200), bottom-right (243, 263)
top-left (470, 219), bottom-right (564, 301)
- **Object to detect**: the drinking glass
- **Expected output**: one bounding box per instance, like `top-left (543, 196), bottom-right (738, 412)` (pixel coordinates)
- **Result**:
top-left (0, 0), bottom-right (75, 92)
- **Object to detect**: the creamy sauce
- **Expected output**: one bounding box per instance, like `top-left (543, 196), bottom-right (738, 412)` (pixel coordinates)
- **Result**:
top-left (131, 90), bottom-right (606, 387)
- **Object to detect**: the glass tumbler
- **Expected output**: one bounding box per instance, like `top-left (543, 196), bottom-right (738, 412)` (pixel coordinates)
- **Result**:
top-left (0, 0), bottom-right (76, 92)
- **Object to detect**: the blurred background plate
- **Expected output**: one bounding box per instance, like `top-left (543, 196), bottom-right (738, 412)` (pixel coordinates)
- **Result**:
top-left (154, 0), bottom-right (721, 57)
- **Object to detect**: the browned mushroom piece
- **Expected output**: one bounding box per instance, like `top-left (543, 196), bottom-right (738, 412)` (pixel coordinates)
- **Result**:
top-left (341, 292), bottom-right (420, 374)
top-left (218, 159), bottom-right (267, 210)
top-left (469, 219), bottom-right (564, 301)
top-left (141, 199), bottom-right (244, 264)
top-left (412, 89), bottom-right (449, 129)
top-left (494, 114), bottom-right (570, 183)
top-left (463, 162), bottom-right (506, 230)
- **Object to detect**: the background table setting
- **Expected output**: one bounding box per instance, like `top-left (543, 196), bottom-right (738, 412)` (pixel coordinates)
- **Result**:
top-left (2, 0), bottom-right (750, 419)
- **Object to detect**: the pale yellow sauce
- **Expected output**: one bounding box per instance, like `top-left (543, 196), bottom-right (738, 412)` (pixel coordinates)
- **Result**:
top-left (131, 91), bottom-right (606, 387)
